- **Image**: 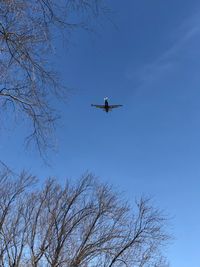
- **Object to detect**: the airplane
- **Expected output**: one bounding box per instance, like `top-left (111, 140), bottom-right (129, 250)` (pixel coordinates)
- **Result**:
top-left (91, 97), bottom-right (123, 113)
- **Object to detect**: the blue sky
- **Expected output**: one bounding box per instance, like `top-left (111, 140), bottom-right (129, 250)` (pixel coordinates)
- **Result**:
top-left (1, 1), bottom-right (200, 266)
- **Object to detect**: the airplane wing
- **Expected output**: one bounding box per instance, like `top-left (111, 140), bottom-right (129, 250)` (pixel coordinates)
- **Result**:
top-left (109, 105), bottom-right (123, 109)
top-left (91, 104), bottom-right (105, 109)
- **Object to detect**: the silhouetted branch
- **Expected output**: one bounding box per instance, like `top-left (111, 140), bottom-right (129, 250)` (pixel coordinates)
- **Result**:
top-left (0, 170), bottom-right (170, 266)
top-left (0, 0), bottom-right (108, 155)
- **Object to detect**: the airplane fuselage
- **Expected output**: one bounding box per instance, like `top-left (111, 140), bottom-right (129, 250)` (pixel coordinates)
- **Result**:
top-left (104, 99), bottom-right (109, 112)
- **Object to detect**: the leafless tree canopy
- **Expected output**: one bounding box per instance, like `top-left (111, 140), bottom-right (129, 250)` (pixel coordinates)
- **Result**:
top-left (0, 169), bottom-right (170, 267)
top-left (0, 0), bottom-right (107, 153)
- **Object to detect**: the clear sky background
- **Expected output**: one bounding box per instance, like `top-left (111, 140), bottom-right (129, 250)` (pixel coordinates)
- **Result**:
top-left (1, 1), bottom-right (200, 266)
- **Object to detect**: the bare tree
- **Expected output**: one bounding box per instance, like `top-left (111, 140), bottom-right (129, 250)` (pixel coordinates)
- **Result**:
top-left (0, 169), bottom-right (170, 267)
top-left (0, 0), bottom-right (108, 154)
top-left (0, 167), bottom-right (36, 266)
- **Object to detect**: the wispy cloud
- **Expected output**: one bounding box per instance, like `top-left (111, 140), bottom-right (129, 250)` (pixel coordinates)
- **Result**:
top-left (126, 12), bottom-right (200, 87)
